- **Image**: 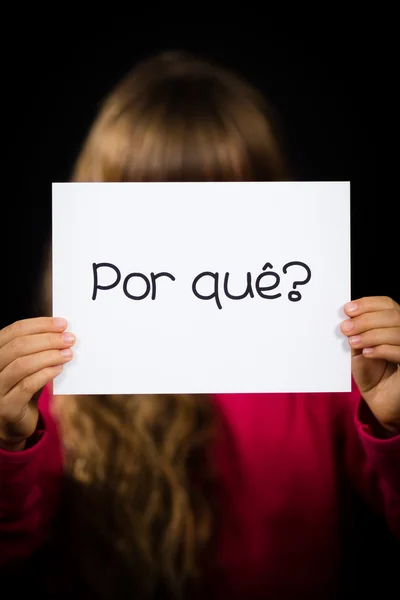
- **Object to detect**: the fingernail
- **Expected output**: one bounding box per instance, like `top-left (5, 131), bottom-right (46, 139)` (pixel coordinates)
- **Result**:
top-left (363, 347), bottom-right (373, 355)
top-left (60, 348), bottom-right (73, 358)
top-left (342, 320), bottom-right (354, 332)
top-left (62, 332), bottom-right (75, 344)
top-left (345, 302), bottom-right (358, 313)
top-left (54, 318), bottom-right (67, 329)
top-left (349, 335), bottom-right (361, 344)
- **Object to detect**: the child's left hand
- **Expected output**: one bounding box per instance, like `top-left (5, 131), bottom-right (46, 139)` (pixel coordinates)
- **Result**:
top-left (341, 296), bottom-right (400, 433)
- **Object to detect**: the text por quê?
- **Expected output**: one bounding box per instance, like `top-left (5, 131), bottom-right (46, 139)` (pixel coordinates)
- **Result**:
top-left (92, 261), bottom-right (312, 309)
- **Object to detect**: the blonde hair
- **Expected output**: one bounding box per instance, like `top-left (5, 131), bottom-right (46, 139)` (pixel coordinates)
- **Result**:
top-left (47, 51), bottom-right (287, 598)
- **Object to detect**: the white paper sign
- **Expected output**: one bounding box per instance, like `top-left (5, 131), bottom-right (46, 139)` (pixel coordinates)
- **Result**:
top-left (52, 182), bottom-right (351, 395)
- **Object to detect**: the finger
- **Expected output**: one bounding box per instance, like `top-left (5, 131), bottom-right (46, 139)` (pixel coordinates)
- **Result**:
top-left (2, 365), bottom-right (64, 420)
top-left (361, 344), bottom-right (400, 363)
top-left (0, 317), bottom-right (68, 348)
top-left (0, 331), bottom-right (76, 372)
top-left (0, 349), bottom-right (73, 395)
top-left (344, 296), bottom-right (399, 317)
top-left (348, 327), bottom-right (400, 351)
top-left (341, 309), bottom-right (400, 336)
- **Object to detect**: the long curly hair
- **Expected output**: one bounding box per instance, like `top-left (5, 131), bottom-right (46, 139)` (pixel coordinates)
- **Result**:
top-left (45, 51), bottom-right (287, 599)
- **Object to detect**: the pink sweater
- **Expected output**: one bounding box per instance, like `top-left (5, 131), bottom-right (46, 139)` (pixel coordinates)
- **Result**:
top-left (0, 384), bottom-right (399, 598)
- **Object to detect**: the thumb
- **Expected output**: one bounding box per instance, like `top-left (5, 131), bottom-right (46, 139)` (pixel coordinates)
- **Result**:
top-left (351, 348), bottom-right (387, 395)
top-left (0, 389), bottom-right (42, 444)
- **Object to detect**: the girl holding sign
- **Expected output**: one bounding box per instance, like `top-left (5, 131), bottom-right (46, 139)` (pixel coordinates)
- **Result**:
top-left (0, 52), bottom-right (399, 599)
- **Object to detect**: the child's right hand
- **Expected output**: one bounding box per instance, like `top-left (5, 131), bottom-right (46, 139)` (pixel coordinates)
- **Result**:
top-left (0, 317), bottom-right (75, 448)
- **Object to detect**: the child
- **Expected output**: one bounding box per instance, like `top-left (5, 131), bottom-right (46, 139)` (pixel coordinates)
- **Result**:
top-left (0, 52), bottom-right (399, 599)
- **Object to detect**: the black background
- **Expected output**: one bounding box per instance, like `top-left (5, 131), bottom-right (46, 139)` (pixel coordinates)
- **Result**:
top-left (1, 27), bottom-right (396, 330)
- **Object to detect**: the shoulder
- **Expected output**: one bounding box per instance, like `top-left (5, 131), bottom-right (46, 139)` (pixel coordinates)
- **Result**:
top-left (38, 384), bottom-right (53, 420)
top-left (213, 382), bottom-right (361, 424)
top-left (208, 385), bottom-right (362, 498)
top-left (212, 382), bottom-right (361, 453)
top-left (38, 384), bottom-right (60, 442)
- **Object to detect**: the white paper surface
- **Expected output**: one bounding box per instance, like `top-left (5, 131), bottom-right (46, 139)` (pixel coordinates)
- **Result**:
top-left (52, 182), bottom-right (351, 395)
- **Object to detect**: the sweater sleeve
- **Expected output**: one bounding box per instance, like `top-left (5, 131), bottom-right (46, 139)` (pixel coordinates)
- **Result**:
top-left (339, 383), bottom-right (400, 539)
top-left (0, 386), bottom-right (63, 570)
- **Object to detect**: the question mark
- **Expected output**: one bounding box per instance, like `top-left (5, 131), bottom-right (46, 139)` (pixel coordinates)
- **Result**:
top-left (282, 261), bottom-right (312, 302)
